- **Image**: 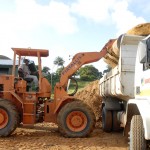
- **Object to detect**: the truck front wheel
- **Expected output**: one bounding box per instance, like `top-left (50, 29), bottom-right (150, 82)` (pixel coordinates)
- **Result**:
top-left (57, 100), bottom-right (96, 138)
top-left (0, 99), bottom-right (19, 137)
top-left (129, 115), bottom-right (146, 150)
top-left (102, 107), bottom-right (112, 132)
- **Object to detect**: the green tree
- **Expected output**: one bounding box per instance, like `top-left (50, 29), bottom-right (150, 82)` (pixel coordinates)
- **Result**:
top-left (51, 57), bottom-right (65, 90)
top-left (52, 67), bottom-right (64, 89)
top-left (103, 65), bottom-right (112, 74)
top-left (53, 56), bottom-right (65, 67)
top-left (42, 66), bottom-right (50, 73)
top-left (79, 65), bottom-right (102, 81)
top-left (56, 67), bottom-right (64, 76)
top-left (42, 66), bottom-right (51, 83)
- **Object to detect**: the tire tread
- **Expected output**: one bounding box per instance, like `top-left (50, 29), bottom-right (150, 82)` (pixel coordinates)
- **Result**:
top-left (0, 99), bottom-right (19, 137)
top-left (129, 115), bottom-right (146, 150)
top-left (57, 100), bottom-right (96, 138)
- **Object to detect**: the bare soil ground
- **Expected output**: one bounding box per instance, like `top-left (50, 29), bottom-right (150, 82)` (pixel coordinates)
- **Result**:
top-left (0, 123), bottom-right (128, 150)
top-left (0, 80), bottom-right (128, 150)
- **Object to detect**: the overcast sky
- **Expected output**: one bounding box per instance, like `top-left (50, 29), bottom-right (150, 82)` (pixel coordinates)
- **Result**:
top-left (0, 0), bottom-right (149, 72)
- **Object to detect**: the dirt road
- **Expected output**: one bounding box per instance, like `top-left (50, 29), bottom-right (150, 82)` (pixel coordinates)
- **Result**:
top-left (0, 123), bottom-right (128, 150)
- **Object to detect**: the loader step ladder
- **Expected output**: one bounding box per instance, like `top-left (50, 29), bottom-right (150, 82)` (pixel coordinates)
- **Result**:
top-left (23, 93), bottom-right (37, 125)
top-left (23, 102), bottom-right (36, 125)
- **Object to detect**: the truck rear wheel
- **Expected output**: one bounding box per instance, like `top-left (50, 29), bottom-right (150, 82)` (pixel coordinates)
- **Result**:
top-left (57, 100), bottom-right (96, 138)
top-left (112, 111), bottom-right (122, 131)
top-left (102, 107), bottom-right (112, 132)
top-left (129, 115), bottom-right (146, 150)
top-left (0, 99), bottom-right (19, 137)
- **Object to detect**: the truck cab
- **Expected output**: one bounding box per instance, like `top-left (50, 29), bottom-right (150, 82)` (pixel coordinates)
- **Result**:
top-left (127, 35), bottom-right (150, 149)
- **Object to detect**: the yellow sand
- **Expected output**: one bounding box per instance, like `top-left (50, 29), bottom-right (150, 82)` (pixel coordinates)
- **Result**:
top-left (127, 23), bottom-right (150, 36)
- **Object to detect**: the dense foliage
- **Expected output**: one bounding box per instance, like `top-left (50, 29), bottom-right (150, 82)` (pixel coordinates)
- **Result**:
top-left (79, 65), bottom-right (102, 81)
top-left (42, 57), bottom-right (106, 92)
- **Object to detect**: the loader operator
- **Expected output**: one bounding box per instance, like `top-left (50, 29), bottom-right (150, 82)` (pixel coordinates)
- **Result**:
top-left (18, 59), bottom-right (39, 90)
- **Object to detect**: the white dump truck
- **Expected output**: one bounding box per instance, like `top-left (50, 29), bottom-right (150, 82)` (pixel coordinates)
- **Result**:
top-left (99, 33), bottom-right (150, 149)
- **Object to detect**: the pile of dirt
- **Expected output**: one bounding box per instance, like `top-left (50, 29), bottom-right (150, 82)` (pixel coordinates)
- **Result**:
top-left (127, 23), bottom-right (150, 36)
top-left (75, 80), bottom-right (102, 127)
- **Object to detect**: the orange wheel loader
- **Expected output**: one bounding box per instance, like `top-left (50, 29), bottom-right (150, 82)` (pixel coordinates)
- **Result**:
top-left (0, 40), bottom-right (114, 137)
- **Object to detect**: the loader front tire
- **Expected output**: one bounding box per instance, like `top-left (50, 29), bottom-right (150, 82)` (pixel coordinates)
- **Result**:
top-left (129, 115), bottom-right (146, 150)
top-left (57, 100), bottom-right (96, 138)
top-left (0, 99), bottom-right (19, 137)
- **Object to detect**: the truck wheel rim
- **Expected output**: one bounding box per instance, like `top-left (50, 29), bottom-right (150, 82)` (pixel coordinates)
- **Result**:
top-left (0, 108), bottom-right (8, 129)
top-left (66, 111), bottom-right (87, 132)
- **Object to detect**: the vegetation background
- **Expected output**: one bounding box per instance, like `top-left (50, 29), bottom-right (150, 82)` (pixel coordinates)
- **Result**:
top-left (41, 56), bottom-right (111, 93)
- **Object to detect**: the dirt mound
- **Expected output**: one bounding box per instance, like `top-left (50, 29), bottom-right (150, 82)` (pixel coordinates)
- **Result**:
top-left (75, 80), bottom-right (102, 127)
top-left (127, 23), bottom-right (150, 36)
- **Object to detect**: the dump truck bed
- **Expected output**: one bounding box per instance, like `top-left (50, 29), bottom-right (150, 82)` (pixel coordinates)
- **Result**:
top-left (99, 34), bottom-right (145, 101)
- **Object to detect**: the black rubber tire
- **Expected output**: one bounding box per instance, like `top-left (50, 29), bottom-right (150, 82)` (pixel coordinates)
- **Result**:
top-left (0, 99), bottom-right (19, 137)
top-left (57, 100), bottom-right (96, 138)
top-left (102, 107), bottom-right (112, 132)
top-left (129, 115), bottom-right (146, 150)
top-left (112, 111), bottom-right (122, 131)
top-left (68, 77), bottom-right (78, 96)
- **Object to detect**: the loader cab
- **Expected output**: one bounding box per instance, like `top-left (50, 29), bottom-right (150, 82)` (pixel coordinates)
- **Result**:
top-left (18, 59), bottom-right (37, 91)
top-left (12, 48), bottom-right (51, 95)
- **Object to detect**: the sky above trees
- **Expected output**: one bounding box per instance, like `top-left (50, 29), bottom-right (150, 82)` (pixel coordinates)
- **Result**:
top-left (0, 0), bottom-right (149, 72)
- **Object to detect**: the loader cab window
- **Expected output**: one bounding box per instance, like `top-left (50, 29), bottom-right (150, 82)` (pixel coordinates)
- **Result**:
top-left (138, 36), bottom-right (150, 71)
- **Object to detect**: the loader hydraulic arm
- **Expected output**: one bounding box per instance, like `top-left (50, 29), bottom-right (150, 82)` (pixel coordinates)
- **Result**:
top-left (60, 39), bottom-right (115, 87)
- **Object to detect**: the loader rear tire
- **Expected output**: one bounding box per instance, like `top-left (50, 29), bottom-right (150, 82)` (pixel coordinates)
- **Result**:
top-left (57, 100), bottom-right (96, 138)
top-left (102, 107), bottom-right (112, 132)
top-left (0, 99), bottom-right (19, 137)
top-left (129, 115), bottom-right (146, 150)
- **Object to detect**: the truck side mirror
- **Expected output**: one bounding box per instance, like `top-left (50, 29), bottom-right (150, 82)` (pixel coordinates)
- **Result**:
top-left (138, 39), bottom-right (147, 63)
top-left (138, 35), bottom-right (150, 64)
top-left (146, 37), bottom-right (150, 63)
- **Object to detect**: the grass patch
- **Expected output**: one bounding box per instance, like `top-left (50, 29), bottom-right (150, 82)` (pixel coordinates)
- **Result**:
top-left (67, 79), bottom-right (91, 94)
top-left (51, 79), bottom-right (92, 98)
top-left (77, 79), bottom-right (91, 91)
